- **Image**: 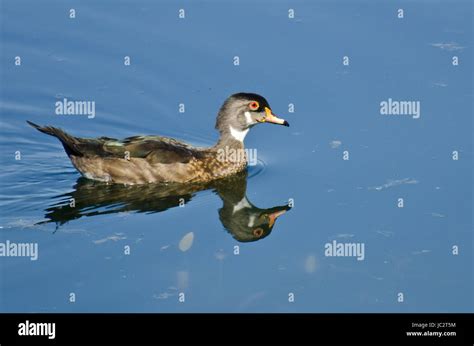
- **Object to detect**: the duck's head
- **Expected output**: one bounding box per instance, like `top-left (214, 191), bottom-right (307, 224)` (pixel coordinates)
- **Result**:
top-left (216, 93), bottom-right (289, 143)
top-left (219, 202), bottom-right (291, 242)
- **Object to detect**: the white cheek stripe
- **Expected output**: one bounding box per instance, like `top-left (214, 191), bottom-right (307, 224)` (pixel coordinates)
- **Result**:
top-left (248, 214), bottom-right (256, 227)
top-left (244, 111), bottom-right (253, 125)
top-left (229, 125), bottom-right (249, 142)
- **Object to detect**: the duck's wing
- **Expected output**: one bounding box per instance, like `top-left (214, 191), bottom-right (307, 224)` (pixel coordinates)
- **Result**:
top-left (27, 121), bottom-right (205, 164)
top-left (102, 135), bottom-right (206, 164)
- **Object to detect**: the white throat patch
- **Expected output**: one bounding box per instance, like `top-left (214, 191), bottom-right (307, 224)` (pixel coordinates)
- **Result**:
top-left (229, 125), bottom-right (249, 142)
top-left (233, 196), bottom-right (252, 214)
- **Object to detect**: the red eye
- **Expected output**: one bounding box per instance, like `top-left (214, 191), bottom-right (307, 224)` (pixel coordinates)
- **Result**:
top-left (253, 228), bottom-right (264, 237)
top-left (249, 101), bottom-right (259, 110)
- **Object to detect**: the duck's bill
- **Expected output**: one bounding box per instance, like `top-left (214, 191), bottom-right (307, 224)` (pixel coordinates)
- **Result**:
top-left (268, 209), bottom-right (288, 228)
top-left (264, 107), bottom-right (290, 127)
top-left (267, 204), bottom-right (291, 228)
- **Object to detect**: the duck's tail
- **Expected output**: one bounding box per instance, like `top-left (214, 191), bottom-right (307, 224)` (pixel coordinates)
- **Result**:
top-left (27, 121), bottom-right (83, 156)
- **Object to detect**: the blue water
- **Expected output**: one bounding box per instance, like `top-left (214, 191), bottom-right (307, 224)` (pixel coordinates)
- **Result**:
top-left (0, 0), bottom-right (472, 312)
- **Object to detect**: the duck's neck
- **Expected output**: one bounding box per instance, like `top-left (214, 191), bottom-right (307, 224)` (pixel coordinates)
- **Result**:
top-left (215, 172), bottom-right (248, 205)
top-left (210, 127), bottom-right (248, 172)
top-left (213, 126), bottom-right (248, 150)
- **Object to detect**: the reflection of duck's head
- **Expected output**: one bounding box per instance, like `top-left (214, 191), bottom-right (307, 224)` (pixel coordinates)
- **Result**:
top-left (219, 198), bottom-right (291, 242)
top-left (213, 172), bottom-right (291, 242)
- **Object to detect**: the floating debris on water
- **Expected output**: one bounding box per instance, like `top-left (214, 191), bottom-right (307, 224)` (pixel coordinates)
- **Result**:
top-left (431, 212), bottom-right (446, 218)
top-left (430, 42), bottom-right (465, 51)
top-left (93, 234), bottom-right (126, 244)
top-left (336, 233), bottom-right (355, 239)
top-left (369, 178), bottom-right (418, 191)
top-left (178, 232), bottom-right (194, 252)
top-left (330, 140), bottom-right (342, 149)
top-left (376, 230), bottom-right (394, 237)
top-left (304, 254), bottom-right (317, 273)
top-left (412, 249), bottom-right (431, 255)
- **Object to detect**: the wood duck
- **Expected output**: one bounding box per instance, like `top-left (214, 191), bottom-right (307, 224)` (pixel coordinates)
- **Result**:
top-left (41, 171), bottom-right (290, 242)
top-left (28, 93), bottom-right (289, 185)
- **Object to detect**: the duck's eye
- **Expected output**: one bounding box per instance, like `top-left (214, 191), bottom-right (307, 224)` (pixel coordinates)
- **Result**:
top-left (249, 101), bottom-right (259, 111)
top-left (253, 228), bottom-right (264, 237)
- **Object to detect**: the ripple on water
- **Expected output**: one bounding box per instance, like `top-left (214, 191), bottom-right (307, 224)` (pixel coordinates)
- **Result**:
top-left (247, 158), bottom-right (266, 179)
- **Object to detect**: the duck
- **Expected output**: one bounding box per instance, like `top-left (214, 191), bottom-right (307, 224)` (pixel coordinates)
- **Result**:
top-left (28, 92), bottom-right (289, 185)
top-left (41, 170), bottom-right (291, 242)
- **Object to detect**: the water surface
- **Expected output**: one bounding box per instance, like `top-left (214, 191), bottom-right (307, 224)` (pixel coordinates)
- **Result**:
top-left (0, 0), bottom-right (472, 312)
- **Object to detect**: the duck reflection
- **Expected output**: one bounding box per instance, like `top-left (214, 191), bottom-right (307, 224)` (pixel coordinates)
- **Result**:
top-left (42, 171), bottom-right (291, 242)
